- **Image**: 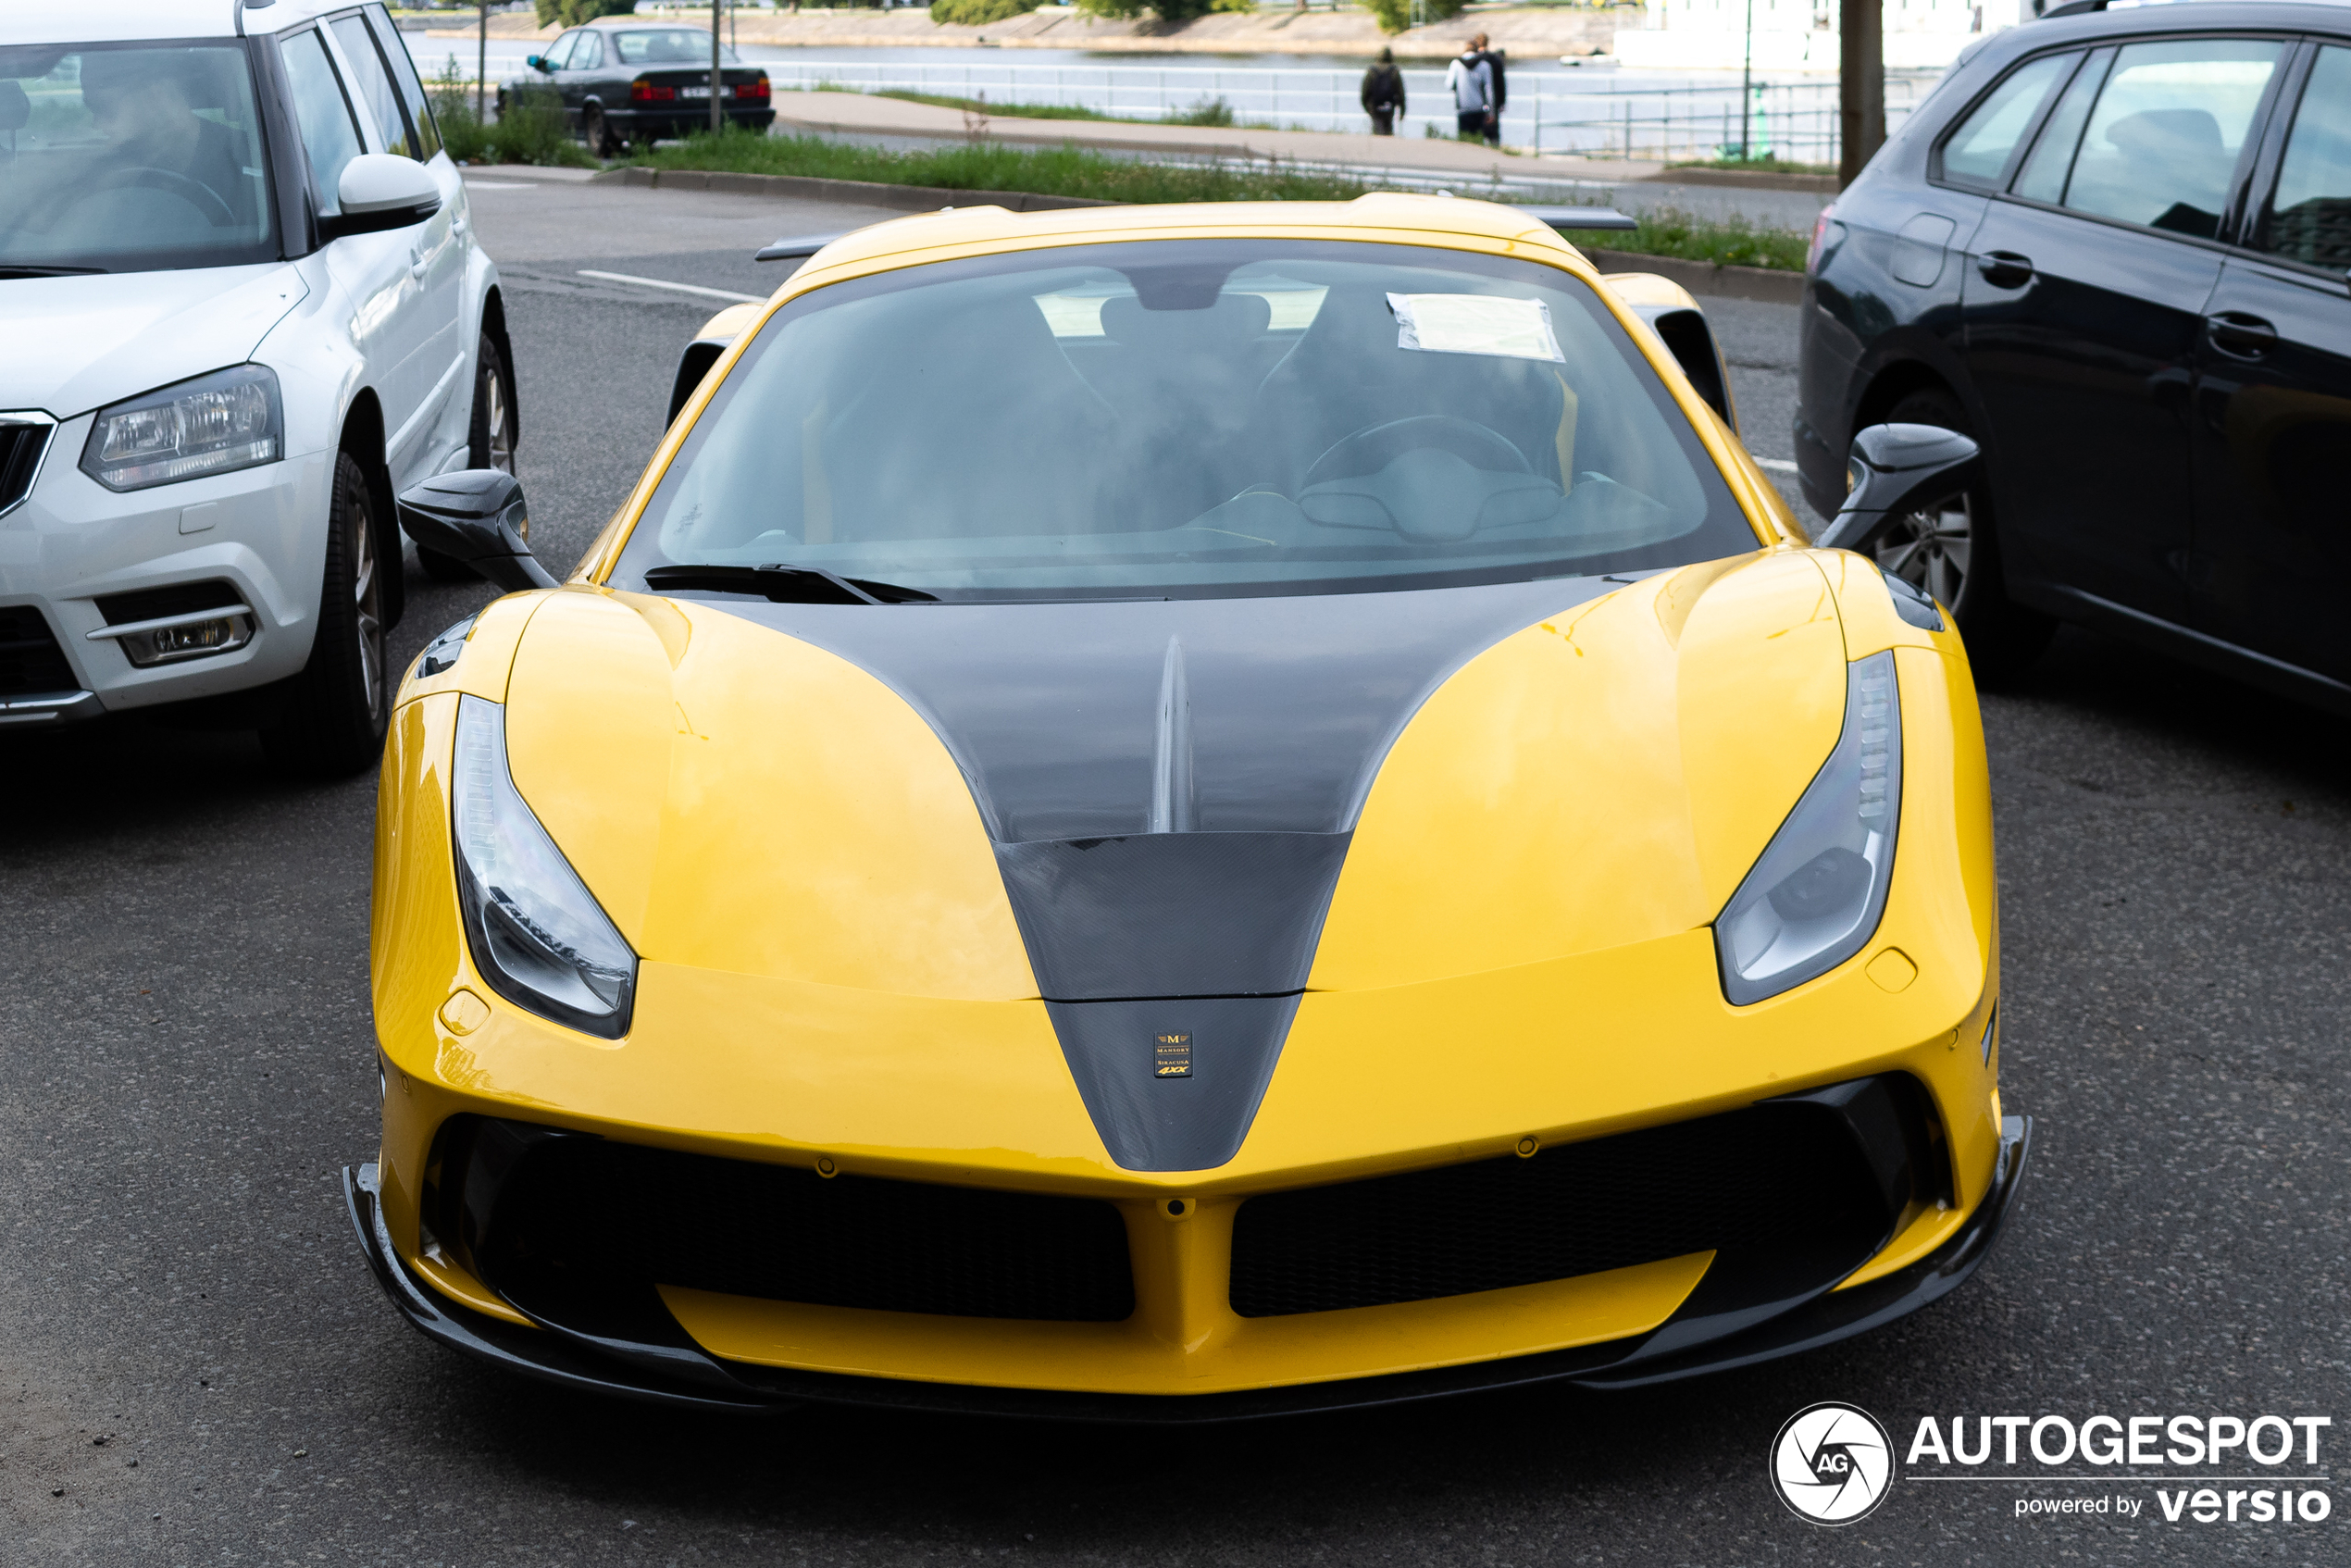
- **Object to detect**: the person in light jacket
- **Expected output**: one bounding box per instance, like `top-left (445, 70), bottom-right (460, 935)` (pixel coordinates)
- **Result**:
top-left (1444, 46), bottom-right (1493, 143)
top-left (1471, 31), bottom-right (1506, 146)
top-left (1360, 46), bottom-right (1405, 136)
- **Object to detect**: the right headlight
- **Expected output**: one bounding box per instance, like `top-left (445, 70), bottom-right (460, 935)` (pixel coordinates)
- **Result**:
top-left (1713, 651), bottom-right (1901, 1005)
top-left (452, 695), bottom-right (638, 1038)
top-left (79, 364), bottom-right (282, 492)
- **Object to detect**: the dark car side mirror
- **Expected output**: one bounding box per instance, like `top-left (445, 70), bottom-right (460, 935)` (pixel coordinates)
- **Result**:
top-left (396, 470), bottom-right (559, 593)
top-left (526, 54), bottom-right (547, 70)
top-left (1811, 423), bottom-right (1981, 554)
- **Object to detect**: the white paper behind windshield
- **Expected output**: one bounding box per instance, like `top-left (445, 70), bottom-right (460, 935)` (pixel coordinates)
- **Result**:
top-left (1387, 293), bottom-right (1564, 363)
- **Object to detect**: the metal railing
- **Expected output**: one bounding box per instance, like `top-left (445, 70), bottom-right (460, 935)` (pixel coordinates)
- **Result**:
top-left (767, 59), bottom-right (1938, 163)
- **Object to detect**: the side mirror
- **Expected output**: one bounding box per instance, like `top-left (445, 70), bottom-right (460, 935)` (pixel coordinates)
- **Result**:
top-left (395, 470), bottom-right (559, 592)
top-left (1811, 423), bottom-right (1981, 554)
top-left (322, 153), bottom-right (442, 240)
top-left (526, 54), bottom-right (547, 70)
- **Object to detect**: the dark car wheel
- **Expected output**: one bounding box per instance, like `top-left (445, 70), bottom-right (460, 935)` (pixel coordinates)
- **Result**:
top-left (418, 333), bottom-right (518, 584)
top-left (1870, 389), bottom-right (2055, 682)
top-left (262, 450), bottom-right (391, 778)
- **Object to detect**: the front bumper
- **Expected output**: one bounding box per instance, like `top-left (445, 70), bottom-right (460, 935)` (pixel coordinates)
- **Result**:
top-left (343, 1113), bottom-right (2029, 1422)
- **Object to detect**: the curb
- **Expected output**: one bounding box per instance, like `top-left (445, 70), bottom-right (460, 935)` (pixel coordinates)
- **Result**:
top-left (1583, 247), bottom-right (1805, 305)
top-left (592, 165), bottom-right (1114, 212)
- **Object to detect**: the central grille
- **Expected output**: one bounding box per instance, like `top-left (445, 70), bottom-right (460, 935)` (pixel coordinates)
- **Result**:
top-left (469, 1129), bottom-right (1137, 1323)
top-left (0, 420), bottom-right (49, 515)
top-left (0, 605), bottom-right (75, 697)
top-left (1229, 1099), bottom-right (1898, 1318)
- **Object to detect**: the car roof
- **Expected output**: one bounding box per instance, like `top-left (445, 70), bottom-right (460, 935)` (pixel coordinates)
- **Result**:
top-left (2018, 0), bottom-right (2351, 35)
top-left (573, 17), bottom-right (716, 27)
top-left (10, 0), bottom-right (368, 45)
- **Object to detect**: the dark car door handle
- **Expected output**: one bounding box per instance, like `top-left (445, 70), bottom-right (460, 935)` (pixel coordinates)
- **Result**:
top-left (2205, 311), bottom-right (2278, 359)
top-left (1974, 251), bottom-right (2034, 288)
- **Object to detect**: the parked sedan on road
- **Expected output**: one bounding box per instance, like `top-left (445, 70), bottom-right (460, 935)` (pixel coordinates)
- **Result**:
top-left (503, 22), bottom-right (773, 157)
top-left (0, 0), bottom-right (516, 774)
top-left (1799, 0), bottom-right (2351, 704)
top-left (350, 193), bottom-right (2027, 1420)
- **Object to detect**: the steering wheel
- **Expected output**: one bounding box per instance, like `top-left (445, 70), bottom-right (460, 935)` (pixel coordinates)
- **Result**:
top-left (91, 166), bottom-right (236, 227)
top-left (1301, 414), bottom-right (1530, 491)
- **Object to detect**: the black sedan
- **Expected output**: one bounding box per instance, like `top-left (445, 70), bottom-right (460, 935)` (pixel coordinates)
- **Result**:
top-left (502, 21), bottom-right (773, 156)
top-left (1797, 0), bottom-right (2351, 703)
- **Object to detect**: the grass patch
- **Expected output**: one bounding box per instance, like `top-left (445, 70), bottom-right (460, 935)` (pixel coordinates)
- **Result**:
top-left (1550, 206), bottom-right (1807, 271)
top-left (1668, 154), bottom-right (1836, 177)
top-left (623, 127), bottom-right (1371, 203)
top-left (429, 61), bottom-right (597, 168)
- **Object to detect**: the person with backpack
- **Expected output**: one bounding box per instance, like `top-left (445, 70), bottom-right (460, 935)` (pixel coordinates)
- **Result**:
top-left (1444, 44), bottom-right (1493, 143)
top-left (1471, 31), bottom-right (1507, 146)
top-left (1360, 46), bottom-right (1406, 136)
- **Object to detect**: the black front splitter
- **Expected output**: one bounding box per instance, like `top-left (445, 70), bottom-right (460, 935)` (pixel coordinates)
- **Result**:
top-left (343, 1114), bottom-right (2030, 1424)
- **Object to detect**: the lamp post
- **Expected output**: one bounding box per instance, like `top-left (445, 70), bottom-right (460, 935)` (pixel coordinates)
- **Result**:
top-left (712, 0), bottom-right (724, 137)
top-left (1739, 0), bottom-right (1753, 159)
top-left (1838, 0), bottom-right (1884, 186)
top-left (478, 1), bottom-right (487, 121)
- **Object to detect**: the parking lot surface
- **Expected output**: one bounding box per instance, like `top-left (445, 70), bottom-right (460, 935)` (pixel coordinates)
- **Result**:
top-left (2, 180), bottom-right (2344, 1566)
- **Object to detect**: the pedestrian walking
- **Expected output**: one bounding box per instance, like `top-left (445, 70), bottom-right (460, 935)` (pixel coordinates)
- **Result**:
top-left (1361, 46), bottom-right (1405, 136)
top-left (1471, 31), bottom-right (1507, 146)
top-left (1444, 44), bottom-right (1493, 143)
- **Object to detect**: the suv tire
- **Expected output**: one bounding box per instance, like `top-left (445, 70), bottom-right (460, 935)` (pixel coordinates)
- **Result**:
top-left (417, 332), bottom-right (517, 583)
top-left (262, 450), bottom-right (390, 778)
top-left (1871, 389), bottom-right (2055, 683)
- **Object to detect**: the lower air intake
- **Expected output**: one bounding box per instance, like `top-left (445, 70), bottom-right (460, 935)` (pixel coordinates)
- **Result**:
top-left (0, 605), bottom-right (75, 698)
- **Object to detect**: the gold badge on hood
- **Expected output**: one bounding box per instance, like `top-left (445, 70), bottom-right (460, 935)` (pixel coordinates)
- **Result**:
top-left (1153, 1033), bottom-right (1192, 1077)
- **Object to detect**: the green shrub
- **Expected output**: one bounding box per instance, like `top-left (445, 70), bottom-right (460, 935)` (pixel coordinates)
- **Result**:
top-left (1366, 0), bottom-right (1466, 33)
top-left (534, 0), bottom-right (634, 24)
top-left (429, 58), bottom-right (595, 167)
top-left (930, 0), bottom-right (1046, 22)
top-left (1551, 205), bottom-right (1808, 271)
top-left (1076, 0), bottom-right (1219, 25)
top-left (1166, 95), bottom-right (1235, 127)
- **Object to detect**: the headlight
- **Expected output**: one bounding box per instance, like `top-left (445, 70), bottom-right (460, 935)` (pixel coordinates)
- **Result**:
top-left (452, 695), bottom-right (638, 1038)
top-left (79, 365), bottom-right (282, 492)
top-left (1713, 651), bottom-right (1900, 1005)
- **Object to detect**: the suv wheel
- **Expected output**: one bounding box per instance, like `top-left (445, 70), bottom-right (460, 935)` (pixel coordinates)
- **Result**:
top-left (1871, 389), bottom-right (2055, 682)
top-left (417, 333), bottom-right (517, 583)
top-left (262, 450), bottom-right (390, 778)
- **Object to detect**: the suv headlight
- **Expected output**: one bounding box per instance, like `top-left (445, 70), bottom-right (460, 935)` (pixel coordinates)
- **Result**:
top-left (1714, 651), bottom-right (1901, 1005)
top-left (452, 695), bottom-right (638, 1038)
top-left (80, 365), bottom-right (282, 492)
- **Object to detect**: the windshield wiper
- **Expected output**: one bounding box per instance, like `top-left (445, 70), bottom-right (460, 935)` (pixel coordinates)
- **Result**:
top-left (0, 265), bottom-right (106, 279)
top-left (641, 562), bottom-right (937, 605)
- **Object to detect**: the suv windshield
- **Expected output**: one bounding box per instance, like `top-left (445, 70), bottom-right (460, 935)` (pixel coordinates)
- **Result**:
top-left (0, 42), bottom-right (276, 275)
top-left (620, 239), bottom-right (1758, 602)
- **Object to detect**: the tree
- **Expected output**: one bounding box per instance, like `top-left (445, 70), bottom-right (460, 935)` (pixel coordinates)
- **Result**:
top-left (535, 0), bottom-right (637, 26)
top-left (1365, 0), bottom-right (1466, 34)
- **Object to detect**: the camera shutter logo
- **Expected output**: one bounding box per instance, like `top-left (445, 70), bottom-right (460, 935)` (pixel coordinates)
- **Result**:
top-left (1771, 1402), bottom-right (1896, 1524)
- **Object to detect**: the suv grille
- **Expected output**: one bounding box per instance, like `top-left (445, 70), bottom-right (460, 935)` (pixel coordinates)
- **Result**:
top-left (0, 420), bottom-right (48, 515)
top-left (0, 605), bottom-right (75, 698)
top-left (1229, 1098), bottom-right (1899, 1318)
top-left (458, 1126), bottom-right (1138, 1323)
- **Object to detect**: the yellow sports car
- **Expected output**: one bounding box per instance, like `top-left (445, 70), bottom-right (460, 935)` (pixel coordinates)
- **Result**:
top-left (349, 195), bottom-right (2030, 1418)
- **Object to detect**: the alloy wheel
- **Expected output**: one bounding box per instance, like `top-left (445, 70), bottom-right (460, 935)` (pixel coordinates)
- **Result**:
top-left (1872, 492), bottom-right (1971, 612)
top-left (353, 499), bottom-right (385, 717)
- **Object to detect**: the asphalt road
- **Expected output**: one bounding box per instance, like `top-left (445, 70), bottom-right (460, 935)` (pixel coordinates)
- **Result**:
top-left (3, 179), bottom-right (2345, 1567)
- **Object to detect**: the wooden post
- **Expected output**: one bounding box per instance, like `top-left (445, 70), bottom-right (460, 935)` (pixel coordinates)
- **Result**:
top-left (712, 0), bottom-right (724, 136)
top-left (1838, 0), bottom-right (1884, 187)
top-left (477, 1), bottom-right (487, 121)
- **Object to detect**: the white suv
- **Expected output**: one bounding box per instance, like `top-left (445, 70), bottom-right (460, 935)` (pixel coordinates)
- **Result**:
top-left (0, 0), bottom-right (512, 774)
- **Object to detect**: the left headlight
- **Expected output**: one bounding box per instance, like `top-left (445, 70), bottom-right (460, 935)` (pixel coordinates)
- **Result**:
top-left (452, 695), bottom-right (638, 1038)
top-left (80, 365), bottom-right (282, 492)
top-left (1713, 651), bottom-right (1901, 1005)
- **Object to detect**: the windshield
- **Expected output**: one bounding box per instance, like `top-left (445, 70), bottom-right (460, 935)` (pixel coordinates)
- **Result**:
top-left (619, 240), bottom-right (1759, 603)
top-left (614, 30), bottom-right (740, 65)
top-left (0, 42), bottom-right (277, 275)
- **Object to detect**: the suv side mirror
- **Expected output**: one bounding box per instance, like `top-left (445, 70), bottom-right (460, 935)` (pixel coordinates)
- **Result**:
top-left (323, 153), bottom-right (442, 241)
top-left (1812, 423), bottom-right (1981, 554)
top-left (396, 470), bottom-right (558, 592)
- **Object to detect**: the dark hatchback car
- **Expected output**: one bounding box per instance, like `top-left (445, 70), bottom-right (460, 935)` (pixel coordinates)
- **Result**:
top-left (1798, 0), bottom-right (2351, 703)
top-left (503, 22), bottom-right (772, 156)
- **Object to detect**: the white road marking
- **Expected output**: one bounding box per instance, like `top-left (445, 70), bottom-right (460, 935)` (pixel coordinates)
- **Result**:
top-left (462, 180), bottom-right (535, 190)
top-left (1753, 456), bottom-right (1800, 473)
top-left (577, 269), bottom-right (765, 304)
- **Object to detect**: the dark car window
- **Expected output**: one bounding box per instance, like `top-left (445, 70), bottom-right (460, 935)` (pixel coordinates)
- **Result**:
top-left (541, 31), bottom-right (581, 71)
top-left (2012, 50), bottom-right (2105, 203)
top-left (2059, 38), bottom-right (2283, 239)
top-left (620, 240), bottom-right (1760, 603)
top-left (279, 28), bottom-right (365, 218)
top-left (365, 3), bottom-right (442, 161)
top-left (613, 29), bottom-right (739, 65)
top-left (2255, 44), bottom-right (2351, 269)
top-left (570, 31), bottom-right (604, 71)
top-left (330, 13), bottom-right (414, 158)
top-left (1940, 52), bottom-right (2075, 187)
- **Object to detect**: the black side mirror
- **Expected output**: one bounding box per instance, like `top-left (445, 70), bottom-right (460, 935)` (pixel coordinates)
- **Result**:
top-left (396, 470), bottom-right (558, 593)
top-left (1812, 423), bottom-right (1981, 554)
top-left (526, 54), bottom-right (546, 70)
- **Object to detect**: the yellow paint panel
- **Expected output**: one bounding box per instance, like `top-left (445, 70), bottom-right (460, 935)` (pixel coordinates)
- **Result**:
top-left (662, 1250), bottom-right (1710, 1395)
top-left (1813, 545), bottom-right (1941, 659)
top-left (392, 589), bottom-right (549, 708)
top-left (641, 604), bottom-right (1037, 1000)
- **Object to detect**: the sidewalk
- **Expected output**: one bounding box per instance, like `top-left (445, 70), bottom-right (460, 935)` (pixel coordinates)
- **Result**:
top-left (771, 90), bottom-right (1669, 185)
